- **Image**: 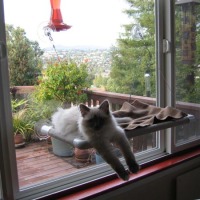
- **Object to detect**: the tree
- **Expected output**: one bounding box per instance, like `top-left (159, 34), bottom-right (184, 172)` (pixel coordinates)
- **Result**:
top-left (6, 25), bottom-right (43, 86)
top-left (175, 4), bottom-right (200, 103)
top-left (106, 0), bottom-right (156, 97)
top-left (105, 0), bottom-right (200, 102)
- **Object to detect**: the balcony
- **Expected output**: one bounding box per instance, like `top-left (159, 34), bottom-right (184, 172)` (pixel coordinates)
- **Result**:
top-left (12, 86), bottom-right (200, 189)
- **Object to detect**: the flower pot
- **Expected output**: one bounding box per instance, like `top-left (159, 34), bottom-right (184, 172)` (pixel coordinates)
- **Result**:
top-left (14, 134), bottom-right (25, 148)
top-left (51, 137), bottom-right (74, 157)
top-left (74, 148), bottom-right (92, 163)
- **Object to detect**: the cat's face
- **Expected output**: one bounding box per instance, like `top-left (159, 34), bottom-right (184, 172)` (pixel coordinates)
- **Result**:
top-left (79, 100), bottom-right (110, 131)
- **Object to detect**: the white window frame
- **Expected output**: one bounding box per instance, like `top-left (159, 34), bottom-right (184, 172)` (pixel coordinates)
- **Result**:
top-left (163, 0), bottom-right (200, 154)
top-left (0, 0), bottom-right (199, 199)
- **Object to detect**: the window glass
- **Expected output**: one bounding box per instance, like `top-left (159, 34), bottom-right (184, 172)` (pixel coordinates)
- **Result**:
top-left (175, 0), bottom-right (200, 146)
top-left (3, 0), bottom-right (159, 193)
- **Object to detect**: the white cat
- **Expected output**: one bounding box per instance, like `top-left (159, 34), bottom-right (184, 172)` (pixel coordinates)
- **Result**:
top-left (51, 106), bottom-right (82, 144)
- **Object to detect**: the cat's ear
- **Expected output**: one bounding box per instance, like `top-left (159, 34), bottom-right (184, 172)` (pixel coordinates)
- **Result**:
top-left (79, 104), bottom-right (90, 117)
top-left (99, 100), bottom-right (110, 115)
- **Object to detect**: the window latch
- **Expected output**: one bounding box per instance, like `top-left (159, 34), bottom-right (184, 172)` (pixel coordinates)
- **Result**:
top-left (163, 39), bottom-right (171, 53)
top-left (0, 41), bottom-right (7, 59)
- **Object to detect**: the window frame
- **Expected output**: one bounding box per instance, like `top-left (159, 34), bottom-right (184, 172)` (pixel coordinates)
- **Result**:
top-left (171, 0), bottom-right (200, 153)
top-left (158, 0), bottom-right (177, 154)
top-left (0, 0), bottom-right (19, 199)
top-left (0, 0), bottom-right (199, 199)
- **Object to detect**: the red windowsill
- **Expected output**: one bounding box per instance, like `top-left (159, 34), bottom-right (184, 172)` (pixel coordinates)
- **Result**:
top-left (40, 146), bottom-right (200, 200)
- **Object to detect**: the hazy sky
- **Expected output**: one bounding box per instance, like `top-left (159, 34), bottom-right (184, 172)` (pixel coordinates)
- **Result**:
top-left (4, 0), bottom-right (130, 48)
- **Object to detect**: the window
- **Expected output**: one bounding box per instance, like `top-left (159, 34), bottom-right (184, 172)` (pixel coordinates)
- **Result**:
top-left (0, 0), bottom-right (200, 199)
top-left (174, 0), bottom-right (200, 152)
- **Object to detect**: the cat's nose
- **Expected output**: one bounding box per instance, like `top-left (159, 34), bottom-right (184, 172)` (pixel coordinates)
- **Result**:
top-left (94, 122), bottom-right (102, 130)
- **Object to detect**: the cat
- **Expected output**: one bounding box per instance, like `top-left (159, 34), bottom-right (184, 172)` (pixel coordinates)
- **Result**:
top-left (51, 100), bottom-right (140, 180)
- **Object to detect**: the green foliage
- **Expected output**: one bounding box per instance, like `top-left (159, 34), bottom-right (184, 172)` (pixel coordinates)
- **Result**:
top-left (12, 109), bottom-right (33, 136)
top-left (93, 74), bottom-right (109, 88)
top-left (11, 99), bottom-right (34, 141)
top-left (104, 0), bottom-right (156, 97)
top-left (11, 97), bottom-right (61, 141)
top-left (34, 60), bottom-right (90, 104)
top-left (103, 0), bottom-right (200, 102)
top-left (175, 5), bottom-right (200, 103)
top-left (26, 95), bottom-right (62, 122)
top-left (6, 24), bottom-right (43, 86)
top-left (11, 98), bottom-right (28, 113)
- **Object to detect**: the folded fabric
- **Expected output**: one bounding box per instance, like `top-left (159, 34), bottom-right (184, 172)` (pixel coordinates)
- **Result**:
top-left (112, 100), bottom-right (187, 130)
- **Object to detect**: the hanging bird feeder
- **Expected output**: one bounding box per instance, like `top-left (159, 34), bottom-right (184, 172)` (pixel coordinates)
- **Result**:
top-left (47, 0), bottom-right (71, 32)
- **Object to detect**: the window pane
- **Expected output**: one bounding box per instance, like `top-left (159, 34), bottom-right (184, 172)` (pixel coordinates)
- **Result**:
top-left (175, 1), bottom-right (200, 146)
top-left (4, 0), bottom-right (159, 194)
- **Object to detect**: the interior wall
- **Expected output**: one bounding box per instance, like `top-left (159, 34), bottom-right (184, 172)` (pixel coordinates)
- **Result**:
top-left (93, 156), bottom-right (200, 200)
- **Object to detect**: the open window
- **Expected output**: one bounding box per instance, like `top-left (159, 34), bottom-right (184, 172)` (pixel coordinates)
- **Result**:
top-left (0, 0), bottom-right (200, 199)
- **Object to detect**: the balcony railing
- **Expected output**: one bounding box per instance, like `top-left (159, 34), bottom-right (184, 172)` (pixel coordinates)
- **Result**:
top-left (11, 86), bottom-right (200, 114)
top-left (10, 86), bottom-right (200, 122)
top-left (84, 89), bottom-right (156, 111)
top-left (11, 86), bottom-right (200, 149)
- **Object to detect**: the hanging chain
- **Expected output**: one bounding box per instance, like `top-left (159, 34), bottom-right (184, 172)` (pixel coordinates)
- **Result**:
top-left (44, 27), bottom-right (61, 62)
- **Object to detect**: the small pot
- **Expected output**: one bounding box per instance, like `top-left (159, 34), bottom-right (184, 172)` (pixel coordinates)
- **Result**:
top-left (14, 133), bottom-right (25, 148)
top-left (74, 148), bottom-right (92, 163)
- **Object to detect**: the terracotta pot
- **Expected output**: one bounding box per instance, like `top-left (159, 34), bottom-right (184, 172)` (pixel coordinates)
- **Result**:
top-left (47, 136), bottom-right (52, 144)
top-left (74, 148), bottom-right (92, 163)
top-left (14, 134), bottom-right (25, 148)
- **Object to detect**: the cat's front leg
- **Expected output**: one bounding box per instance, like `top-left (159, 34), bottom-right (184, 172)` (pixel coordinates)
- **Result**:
top-left (115, 132), bottom-right (140, 174)
top-left (91, 140), bottom-right (130, 181)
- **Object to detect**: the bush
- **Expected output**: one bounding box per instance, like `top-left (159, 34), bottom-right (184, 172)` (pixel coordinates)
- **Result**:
top-left (11, 99), bottom-right (34, 141)
top-left (34, 60), bottom-right (90, 105)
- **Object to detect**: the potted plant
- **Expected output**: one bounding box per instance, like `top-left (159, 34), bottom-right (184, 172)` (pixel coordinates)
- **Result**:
top-left (74, 147), bottom-right (94, 163)
top-left (11, 99), bottom-right (34, 147)
top-left (33, 59), bottom-right (91, 156)
top-left (12, 108), bottom-right (34, 148)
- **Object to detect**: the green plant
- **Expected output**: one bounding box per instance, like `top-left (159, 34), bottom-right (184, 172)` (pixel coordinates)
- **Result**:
top-left (11, 98), bottom-right (27, 112)
top-left (11, 97), bottom-right (60, 141)
top-left (12, 99), bottom-right (34, 141)
top-left (12, 109), bottom-right (34, 137)
top-left (34, 60), bottom-right (90, 105)
top-left (26, 95), bottom-right (62, 122)
top-left (6, 24), bottom-right (43, 86)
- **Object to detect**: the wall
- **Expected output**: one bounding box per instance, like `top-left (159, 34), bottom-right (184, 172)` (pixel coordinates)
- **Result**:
top-left (93, 156), bottom-right (200, 200)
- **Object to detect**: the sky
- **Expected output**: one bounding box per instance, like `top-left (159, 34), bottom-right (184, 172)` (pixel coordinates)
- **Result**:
top-left (3, 0), bottom-right (131, 49)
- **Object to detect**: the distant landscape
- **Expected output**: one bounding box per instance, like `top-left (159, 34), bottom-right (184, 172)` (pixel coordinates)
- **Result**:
top-left (42, 47), bottom-right (112, 77)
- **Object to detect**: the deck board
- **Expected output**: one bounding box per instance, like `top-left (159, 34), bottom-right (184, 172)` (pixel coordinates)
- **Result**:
top-left (16, 140), bottom-right (92, 188)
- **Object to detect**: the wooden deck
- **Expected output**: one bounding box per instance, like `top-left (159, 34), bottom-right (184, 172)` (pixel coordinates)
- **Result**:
top-left (16, 140), bottom-right (94, 189)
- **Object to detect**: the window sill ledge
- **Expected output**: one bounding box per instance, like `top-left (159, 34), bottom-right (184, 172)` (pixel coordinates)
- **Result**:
top-left (41, 146), bottom-right (200, 200)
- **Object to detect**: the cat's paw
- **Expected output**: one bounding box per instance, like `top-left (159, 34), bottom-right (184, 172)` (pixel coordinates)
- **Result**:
top-left (129, 163), bottom-right (140, 174)
top-left (118, 171), bottom-right (129, 181)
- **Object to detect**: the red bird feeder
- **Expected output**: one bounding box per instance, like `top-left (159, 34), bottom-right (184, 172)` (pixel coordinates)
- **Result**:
top-left (47, 0), bottom-right (71, 32)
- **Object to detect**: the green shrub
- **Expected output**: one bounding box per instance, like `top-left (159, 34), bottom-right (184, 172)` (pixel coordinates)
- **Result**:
top-left (34, 60), bottom-right (90, 105)
top-left (11, 99), bottom-right (34, 141)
